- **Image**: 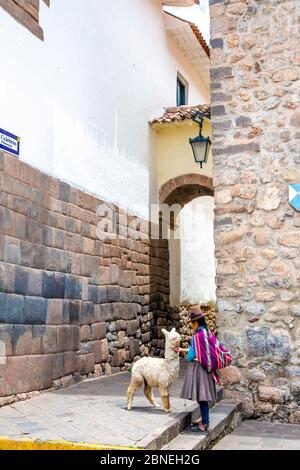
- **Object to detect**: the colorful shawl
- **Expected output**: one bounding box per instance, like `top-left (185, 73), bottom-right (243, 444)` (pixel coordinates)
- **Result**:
top-left (193, 328), bottom-right (232, 380)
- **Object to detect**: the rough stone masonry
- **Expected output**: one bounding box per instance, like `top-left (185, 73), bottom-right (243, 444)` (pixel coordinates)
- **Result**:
top-left (210, 0), bottom-right (300, 422)
top-left (0, 150), bottom-right (169, 405)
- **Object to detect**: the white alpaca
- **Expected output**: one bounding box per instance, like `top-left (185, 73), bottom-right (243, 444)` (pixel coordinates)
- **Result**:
top-left (127, 328), bottom-right (181, 412)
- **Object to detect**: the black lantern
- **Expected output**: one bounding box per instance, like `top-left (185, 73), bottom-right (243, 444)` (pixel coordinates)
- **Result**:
top-left (189, 112), bottom-right (211, 168)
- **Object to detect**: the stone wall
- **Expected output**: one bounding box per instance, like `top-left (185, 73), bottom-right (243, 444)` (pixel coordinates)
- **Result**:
top-left (0, 0), bottom-right (49, 40)
top-left (210, 0), bottom-right (300, 422)
top-left (0, 151), bottom-right (169, 404)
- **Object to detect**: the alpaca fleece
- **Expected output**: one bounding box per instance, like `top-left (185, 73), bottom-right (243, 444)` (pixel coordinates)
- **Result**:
top-left (127, 328), bottom-right (181, 412)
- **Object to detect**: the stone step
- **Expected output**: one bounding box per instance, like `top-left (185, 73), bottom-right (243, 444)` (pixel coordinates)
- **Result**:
top-left (136, 386), bottom-right (224, 450)
top-left (162, 400), bottom-right (242, 450)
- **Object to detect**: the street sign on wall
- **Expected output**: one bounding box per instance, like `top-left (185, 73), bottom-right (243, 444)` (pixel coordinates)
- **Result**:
top-left (0, 128), bottom-right (20, 157)
top-left (289, 184), bottom-right (300, 212)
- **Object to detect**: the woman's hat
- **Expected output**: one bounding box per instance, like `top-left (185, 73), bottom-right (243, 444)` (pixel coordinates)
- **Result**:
top-left (188, 305), bottom-right (206, 322)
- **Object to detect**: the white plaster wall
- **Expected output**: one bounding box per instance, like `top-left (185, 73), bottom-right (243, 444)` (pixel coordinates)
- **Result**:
top-left (180, 196), bottom-right (216, 304)
top-left (0, 0), bottom-right (208, 219)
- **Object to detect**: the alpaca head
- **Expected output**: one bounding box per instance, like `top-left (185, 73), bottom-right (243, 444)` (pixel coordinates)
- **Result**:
top-left (162, 328), bottom-right (181, 350)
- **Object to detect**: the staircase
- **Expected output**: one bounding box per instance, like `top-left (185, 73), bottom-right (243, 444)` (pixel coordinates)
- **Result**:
top-left (136, 387), bottom-right (242, 450)
top-left (162, 399), bottom-right (242, 450)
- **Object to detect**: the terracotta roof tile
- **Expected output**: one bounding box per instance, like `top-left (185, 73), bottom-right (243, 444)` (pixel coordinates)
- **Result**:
top-left (150, 104), bottom-right (210, 125)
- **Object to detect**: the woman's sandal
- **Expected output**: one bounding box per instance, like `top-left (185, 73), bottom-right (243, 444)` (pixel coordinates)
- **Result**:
top-left (190, 421), bottom-right (211, 433)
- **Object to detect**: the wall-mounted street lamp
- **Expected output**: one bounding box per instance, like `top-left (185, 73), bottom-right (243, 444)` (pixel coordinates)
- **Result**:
top-left (189, 111), bottom-right (211, 168)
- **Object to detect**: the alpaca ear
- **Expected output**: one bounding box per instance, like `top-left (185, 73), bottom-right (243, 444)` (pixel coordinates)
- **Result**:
top-left (171, 328), bottom-right (176, 334)
top-left (162, 329), bottom-right (169, 337)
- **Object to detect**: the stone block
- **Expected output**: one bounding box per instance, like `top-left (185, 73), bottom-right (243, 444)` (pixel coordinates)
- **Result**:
top-left (222, 330), bottom-right (244, 358)
top-left (290, 380), bottom-right (300, 399)
top-left (98, 286), bottom-right (108, 303)
top-left (218, 366), bottom-right (241, 385)
top-left (64, 275), bottom-right (82, 300)
top-left (107, 286), bottom-right (121, 303)
top-left (14, 266), bottom-right (29, 295)
top-left (64, 351), bottom-right (79, 376)
top-left (7, 294), bottom-right (24, 324)
top-left (30, 354), bottom-right (54, 391)
top-left (63, 300), bottom-right (70, 324)
top-left (99, 339), bottom-right (109, 362)
top-left (0, 324), bottom-right (13, 356)
top-left (224, 390), bottom-right (255, 419)
top-left (79, 353), bottom-right (94, 375)
top-left (258, 386), bottom-right (287, 404)
top-left (52, 353), bottom-right (64, 380)
top-left (31, 325), bottom-right (44, 354)
top-left (246, 327), bottom-right (292, 362)
top-left (69, 300), bottom-right (81, 325)
top-left (111, 349), bottom-right (127, 367)
top-left (80, 302), bottom-right (94, 325)
top-left (12, 325), bottom-right (32, 355)
top-left (59, 181), bottom-right (70, 202)
top-left (0, 292), bottom-right (7, 323)
top-left (141, 332), bottom-right (151, 343)
top-left (60, 375), bottom-right (75, 388)
top-left (46, 299), bottom-right (63, 325)
top-left (80, 325), bottom-right (91, 342)
top-left (88, 285), bottom-right (98, 303)
top-left (246, 368), bottom-right (266, 383)
top-left (109, 264), bottom-right (120, 285)
top-left (79, 341), bottom-right (94, 354)
top-left (126, 319), bottom-right (139, 336)
top-left (5, 237), bottom-right (20, 264)
top-left (91, 323), bottom-right (106, 340)
top-left (42, 326), bottom-right (57, 354)
top-left (0, 262), bottom-right (14, 293)
top-left (288, 411), bottom-right (300, 424)
top-left (27, 269), bottom-right (43, 296)
top-left (99, 304), bottom-right (113, 322)
top-left (24, 296), bottom-right (46, 324)
top-left (42, 271), bottom-right (65, 299)
top-left (57, 325), bottom-right (79, 352)
top-left (285, 366), bottom-right (300, 378)
top-left (5, 355), bottom-right (53, 396)
top-left (116, 319), bottom-right (127, 331)
top-left (129, 338), bottom-right (140, 359)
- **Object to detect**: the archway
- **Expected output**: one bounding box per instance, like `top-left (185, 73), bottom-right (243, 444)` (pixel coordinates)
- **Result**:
top-left (159, 174), bottom-right (215, 304)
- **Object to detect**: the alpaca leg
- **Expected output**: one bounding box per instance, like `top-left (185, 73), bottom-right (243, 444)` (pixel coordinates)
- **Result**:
top-left (144, 383), bottom-right (159, 407)
top-left (158, 387), bottom-right (171, 412)
top-left (127, 376), bottom-right (143, 410)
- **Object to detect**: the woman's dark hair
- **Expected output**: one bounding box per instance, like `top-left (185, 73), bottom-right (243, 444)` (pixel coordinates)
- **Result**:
top-left (195, 317), bottom-right (208, 330)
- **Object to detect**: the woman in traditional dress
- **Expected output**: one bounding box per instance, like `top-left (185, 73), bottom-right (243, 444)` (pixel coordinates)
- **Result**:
top-left (176, 305), bottom-right (216, 433)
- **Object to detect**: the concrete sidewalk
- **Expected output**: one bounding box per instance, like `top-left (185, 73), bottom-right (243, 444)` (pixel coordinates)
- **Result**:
top-left (213, 421), bottom-right (300, 450)
top-left (0, 362), bottom-right (198, 448)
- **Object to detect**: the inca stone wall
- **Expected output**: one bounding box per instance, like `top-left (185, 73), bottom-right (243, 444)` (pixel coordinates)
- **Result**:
top-left (0, 151), bottom-right (169, 404)
top-left (210, 0), bottom-right (300, 422)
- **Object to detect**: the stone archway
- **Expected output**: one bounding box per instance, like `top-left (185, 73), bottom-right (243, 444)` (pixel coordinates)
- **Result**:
top-left (159, 173), bottom-right (215, 306)
top-left (159, 173), bottom-right (214, 206)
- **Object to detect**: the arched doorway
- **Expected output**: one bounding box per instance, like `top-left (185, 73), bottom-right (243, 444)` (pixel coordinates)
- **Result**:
top-left (159, 173), bottom-right (216, 308)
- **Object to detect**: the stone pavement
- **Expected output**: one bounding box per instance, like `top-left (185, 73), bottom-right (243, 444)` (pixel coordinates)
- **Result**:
top-left (0, 362), bottom-right (198, 448)
top-left (213, 421), bottom-right (300, 450)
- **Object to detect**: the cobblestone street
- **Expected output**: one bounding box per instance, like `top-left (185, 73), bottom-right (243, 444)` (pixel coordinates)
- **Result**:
top-left (0, 364), bottom-right (197, 448)
top-left (213, 421), bottom-right (300, 451)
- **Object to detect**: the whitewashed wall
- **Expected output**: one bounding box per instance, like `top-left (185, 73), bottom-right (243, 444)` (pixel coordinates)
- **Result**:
top-left (180, 196), bottom-right (216, 305)
top-left (0, 0), bottom-right (208, 219)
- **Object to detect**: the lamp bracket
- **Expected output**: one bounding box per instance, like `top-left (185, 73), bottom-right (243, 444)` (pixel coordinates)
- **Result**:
top-left (191, 111), bottom-right (208, 127)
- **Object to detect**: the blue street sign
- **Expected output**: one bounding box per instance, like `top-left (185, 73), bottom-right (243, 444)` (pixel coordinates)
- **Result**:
top-left (0, 128), bottom-right (20, 157)
top-left (289, 184), bottom-right (300, 212)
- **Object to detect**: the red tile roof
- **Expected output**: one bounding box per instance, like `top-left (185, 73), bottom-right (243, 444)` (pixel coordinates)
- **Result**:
top-left (150, 104), bottom-right (210, 125)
